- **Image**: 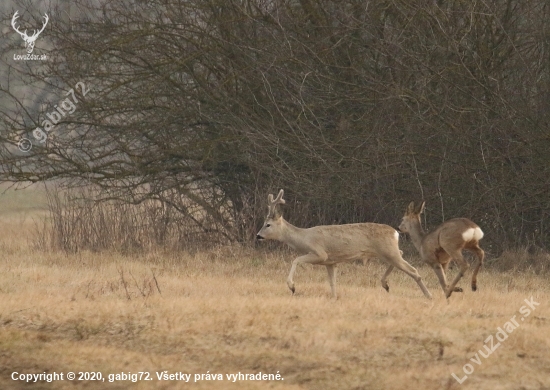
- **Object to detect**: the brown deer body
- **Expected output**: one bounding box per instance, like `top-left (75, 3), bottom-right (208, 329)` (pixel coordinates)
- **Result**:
top-left (256, 190), bottom-right (432, 299)
top-left (399, 202), bottom-right (485, 298)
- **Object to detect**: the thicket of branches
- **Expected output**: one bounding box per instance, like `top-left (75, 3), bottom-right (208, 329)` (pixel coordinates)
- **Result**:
top-left (37, 186), bottom-right (226, 253)
top-left (1, 0), bottom-right (549, 251)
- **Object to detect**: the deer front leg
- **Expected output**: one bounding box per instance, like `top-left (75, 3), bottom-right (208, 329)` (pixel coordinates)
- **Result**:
top-left (381, 265), bottom-right (394, 292)
top-left (441, 262), bottom-right (463, 292)
top-left (287, 252), bottom-right (327, 296)
top-left (326, 265), bottom-right (337, 299)
top-left (433, 264), bottom-right (449, 294)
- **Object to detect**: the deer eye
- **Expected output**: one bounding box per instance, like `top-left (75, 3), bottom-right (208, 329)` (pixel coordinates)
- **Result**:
top-left (266, 223), bottom-right (271, 227)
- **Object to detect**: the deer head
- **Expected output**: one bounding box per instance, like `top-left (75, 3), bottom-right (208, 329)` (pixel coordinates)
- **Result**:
top-left (12, 11), bottom-right (49, 54)
top-left (256, 189), bottom-right (285, 240)
top-left (398, 201), bottom-right (425, 234)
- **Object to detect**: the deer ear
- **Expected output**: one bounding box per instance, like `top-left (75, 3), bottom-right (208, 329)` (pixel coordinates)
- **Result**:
top-left (407, 201), bottom-right (415, 214)
top-left (416, 201), bottom-right (426, 214)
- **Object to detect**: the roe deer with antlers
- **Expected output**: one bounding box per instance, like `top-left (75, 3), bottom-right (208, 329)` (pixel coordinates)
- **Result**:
top-left (399, 201), bottom-right (485, 299)
top-left (256, 190), bottom-right (432, 299)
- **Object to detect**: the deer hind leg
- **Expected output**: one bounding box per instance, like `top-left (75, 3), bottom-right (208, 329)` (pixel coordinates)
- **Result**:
top-left (469, 245), bottom-right (485, 292)
top-left (385, 254), bottom-right (432, 299)
top-left (287, 252), bottom-right (327, 296)
top-left (445, 251), bottom-right (469, 298)
top-left (381, 265), bottom-right (394, 292)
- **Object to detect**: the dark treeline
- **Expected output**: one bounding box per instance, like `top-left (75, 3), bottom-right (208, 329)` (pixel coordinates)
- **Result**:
top-left (1, 0), bottom-right (549, 251)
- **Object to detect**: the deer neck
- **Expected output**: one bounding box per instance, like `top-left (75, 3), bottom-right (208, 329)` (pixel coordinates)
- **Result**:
top-left (280, 219), bottom-right (307, 251)
top-left (408, 219), bottom-right (426, 253)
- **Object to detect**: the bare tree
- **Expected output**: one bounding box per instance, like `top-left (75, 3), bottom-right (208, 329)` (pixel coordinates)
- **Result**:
top-left (0, 0), bottom-right (548, 250)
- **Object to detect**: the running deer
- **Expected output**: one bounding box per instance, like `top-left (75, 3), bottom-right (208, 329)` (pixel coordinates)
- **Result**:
top-left (399, 201), bottom-right (485, 298)
top-left (256, 190), bottom-right (432, 299)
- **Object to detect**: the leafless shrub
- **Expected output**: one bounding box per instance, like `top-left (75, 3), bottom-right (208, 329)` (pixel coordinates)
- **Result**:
top-left (38, 185), bottom-right (230, 253)
top-left (490, 248), bottom-right (550, 274)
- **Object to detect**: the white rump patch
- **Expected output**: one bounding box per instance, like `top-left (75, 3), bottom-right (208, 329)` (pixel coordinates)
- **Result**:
top-left (462, 227), bottom-right (484, 242)
top-left (394, 231), bottom-right (400, 242)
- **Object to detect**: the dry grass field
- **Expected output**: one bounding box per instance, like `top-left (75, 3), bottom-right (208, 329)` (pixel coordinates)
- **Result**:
top-left (0, 185), bottom-right (549, 389)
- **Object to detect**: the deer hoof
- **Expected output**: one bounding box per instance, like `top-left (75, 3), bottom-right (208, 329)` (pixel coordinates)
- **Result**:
top-left (453, 287), bottom-right (463, 292)
top-left (290, 286), bottom-right (295, 294)
top-left (472, 284), bottom-right (477, 291)
top-left (383, 284), bottom-right (389, 292)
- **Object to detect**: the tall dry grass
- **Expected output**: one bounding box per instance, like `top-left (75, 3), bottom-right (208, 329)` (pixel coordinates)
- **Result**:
top-left (0, 184), bottom-right (549, 389)
top-left (37, 186), bottom-right (231, 253)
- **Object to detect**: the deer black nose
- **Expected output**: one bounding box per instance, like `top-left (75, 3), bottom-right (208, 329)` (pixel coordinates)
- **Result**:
top-left (256, 234), bottom-right (264, 240)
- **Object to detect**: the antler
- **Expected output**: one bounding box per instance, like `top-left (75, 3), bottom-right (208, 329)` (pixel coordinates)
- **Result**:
top-left (267, 189), bottom-right (285, 218)
top-left (11, 11), bottom-right (26, 38)
top-left (30, 13), bottom-right (49, 39)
